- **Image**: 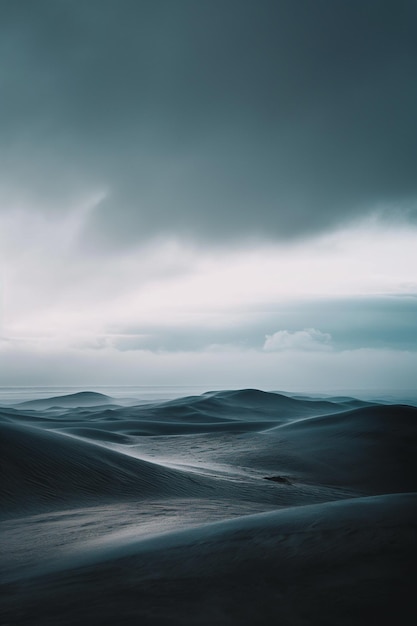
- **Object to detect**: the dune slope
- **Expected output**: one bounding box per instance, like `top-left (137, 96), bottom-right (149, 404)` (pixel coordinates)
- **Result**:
top-left (1, 493), bottom-right (415, 626)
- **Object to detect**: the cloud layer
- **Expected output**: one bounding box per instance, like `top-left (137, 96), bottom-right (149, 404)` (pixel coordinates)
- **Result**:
top-left (1, 2), bottom-right (417, 390)
top-left (1, 0), bottom-right (416, 247)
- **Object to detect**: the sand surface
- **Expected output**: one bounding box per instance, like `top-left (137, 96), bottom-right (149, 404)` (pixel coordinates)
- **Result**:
top-left (1, 388), bottom-right (416, 624)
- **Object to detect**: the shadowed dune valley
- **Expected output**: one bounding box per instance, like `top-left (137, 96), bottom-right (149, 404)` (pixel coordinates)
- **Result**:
top-left (0, 387), bottom-right (416, 625)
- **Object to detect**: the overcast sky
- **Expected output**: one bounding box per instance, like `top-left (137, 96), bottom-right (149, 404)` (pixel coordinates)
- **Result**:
top-left (1, 0), bottom-right (417, 390)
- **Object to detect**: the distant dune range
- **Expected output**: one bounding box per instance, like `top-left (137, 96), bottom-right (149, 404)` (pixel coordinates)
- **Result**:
top-left (0, 389), bottom-right (416, 624)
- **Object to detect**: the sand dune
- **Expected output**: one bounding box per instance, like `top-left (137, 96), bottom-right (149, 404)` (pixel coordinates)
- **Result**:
top-left (134, 388), bottom-right (350, 423)
top-left (17, 391), bottom-right (113, 410)
top-left (262, 404), bottom-right (417, 493)
top-left (0, 388), bottom-right (415, 624)
top-left (0, 421), bottom-right (222, 516)
top-left (1, 493), bottom-right (415, 625)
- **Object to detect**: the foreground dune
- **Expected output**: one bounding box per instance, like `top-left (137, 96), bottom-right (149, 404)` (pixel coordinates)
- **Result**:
top-left (1, 494), bottom-right (415, 625)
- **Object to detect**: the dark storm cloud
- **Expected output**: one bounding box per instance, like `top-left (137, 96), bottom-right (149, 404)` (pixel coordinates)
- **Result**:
top-left (1, 0), bottom-right (416, 245)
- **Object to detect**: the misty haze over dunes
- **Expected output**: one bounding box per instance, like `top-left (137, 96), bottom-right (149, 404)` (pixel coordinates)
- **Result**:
top-left (1, 387), bottom-right (416, 624)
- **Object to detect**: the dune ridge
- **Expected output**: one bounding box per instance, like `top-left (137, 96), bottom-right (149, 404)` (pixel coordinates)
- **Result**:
top-left (16, 390), bottom-right (113, 409)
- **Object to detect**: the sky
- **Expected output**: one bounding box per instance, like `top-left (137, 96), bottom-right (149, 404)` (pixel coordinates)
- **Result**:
top-left (1, 0), bottom-right (417, 391)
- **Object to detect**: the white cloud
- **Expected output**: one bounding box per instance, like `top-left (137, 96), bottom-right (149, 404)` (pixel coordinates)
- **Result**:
top-left (263, 328), bottom-right (332, 352)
